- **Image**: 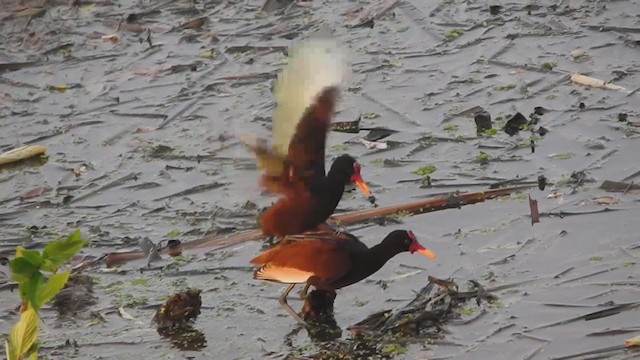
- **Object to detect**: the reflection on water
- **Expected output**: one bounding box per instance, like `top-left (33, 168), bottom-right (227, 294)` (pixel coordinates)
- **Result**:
top-left (157, 325), bottom-right (207, 351)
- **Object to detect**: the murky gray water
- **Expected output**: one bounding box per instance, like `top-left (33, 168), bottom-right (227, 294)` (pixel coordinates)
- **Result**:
top-left (2, 0), bottom-right (640, 359)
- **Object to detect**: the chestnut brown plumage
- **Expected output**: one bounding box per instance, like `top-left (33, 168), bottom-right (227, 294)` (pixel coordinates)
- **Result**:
top-left (240, 36), bottom-right (371, 239)
top-left (250, 228), bottom-right (436, 325)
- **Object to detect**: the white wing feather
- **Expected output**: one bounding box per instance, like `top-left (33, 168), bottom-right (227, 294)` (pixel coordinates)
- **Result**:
top-left (271, 35), bottom-right (349, 156)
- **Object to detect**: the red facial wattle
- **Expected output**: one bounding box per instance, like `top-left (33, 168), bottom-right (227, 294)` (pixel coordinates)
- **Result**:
top-left (350, 162), bottom-right (370, 197)
top-left (407, 231), bottom-right (437, 259)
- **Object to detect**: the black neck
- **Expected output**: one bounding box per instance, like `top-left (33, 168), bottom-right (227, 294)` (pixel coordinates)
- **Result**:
top-left (364, 240), bottom-right (403, 273)
top-left (314, 164), bottom-right (349, 214)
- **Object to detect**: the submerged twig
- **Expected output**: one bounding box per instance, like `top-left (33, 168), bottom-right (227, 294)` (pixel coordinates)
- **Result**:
top-left (104, 185), bottom-right (534, 265)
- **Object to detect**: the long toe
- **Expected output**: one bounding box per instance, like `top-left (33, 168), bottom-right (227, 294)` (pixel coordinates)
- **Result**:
top-left (279, 299), bottom-right (308, 327)
top-left (298, 284), bottom-right (310, 300)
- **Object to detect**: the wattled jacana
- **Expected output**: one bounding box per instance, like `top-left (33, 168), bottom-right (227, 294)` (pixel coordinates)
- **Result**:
top-left (240, 35), bottom-right (371, 239)
top-left (250, 228), bottom-right (436, 325)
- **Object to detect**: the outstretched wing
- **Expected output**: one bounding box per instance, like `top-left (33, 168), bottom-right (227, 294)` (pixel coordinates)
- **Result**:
top-left (272, 35), bottom-right (348, 158)
top-left (237, 133), bottom-right (287, 178)
top-left (239, 35), bottom-right (348, 193)
top-left (285, 86), bottom-right (339, 189)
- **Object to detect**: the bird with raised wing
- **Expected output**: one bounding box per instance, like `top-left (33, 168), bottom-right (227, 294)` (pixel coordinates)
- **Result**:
top-left (239, 35), bottom-right (372, 239)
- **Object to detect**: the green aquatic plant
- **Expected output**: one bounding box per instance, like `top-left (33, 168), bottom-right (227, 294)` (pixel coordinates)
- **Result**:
top-left (5, 230), bottom-right (86, 360)
top-left (412, 165), bottom-right (437, 176)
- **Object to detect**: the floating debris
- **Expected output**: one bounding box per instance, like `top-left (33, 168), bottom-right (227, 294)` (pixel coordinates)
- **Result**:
top-left (153, 289), bottom-right (202, 330)
top-left (571, 73), bottom-right (629, 93)
top-left (529, 195), bottom-right (540, 225)
top-left (166, 240), bottom-right (183, 257)
top-left (625, 334), bottom-right (640, 347)
top-left (474, 111), bottom-right (493, 133)
top-left (618, 113), bottom-right (628, 122)
top-left (503, 112), bottom-right (528, 136)
top-left (51, 273), bottom-right (98, 316)
top-left (538, 175), bottom-right (548, 191)
top-left (0, 145), bottom-right (47, 166)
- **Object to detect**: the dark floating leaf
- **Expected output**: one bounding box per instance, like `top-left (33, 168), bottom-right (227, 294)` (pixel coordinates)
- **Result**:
top-left (489, 5), bottom-right (503, 15)
top-left (383, 159), bottom-right (404, 167)
top-left (534, 106), bottom-right (548, 115)
top-left (150, 145), bottom-right (174, 156)
top-left (538, 175), bottom-right (547, 191)
top-left (504, 112), bottom-right (528, 136)
top-left (537, 126), bottom-right (549, 136)
top-left (363, 127), bottom-right (397, 141)
top-left (618, 112), bottom-right (628, 122)
top-left (125, 13), bottom-right (141, 23)
top-left (474, 111), bottom-right (492, 132)
top-left (167, 240), bottom-right (183, 257)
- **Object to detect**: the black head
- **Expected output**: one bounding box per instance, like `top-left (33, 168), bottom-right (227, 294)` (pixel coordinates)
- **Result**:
top-left (328, 154), bottom-right (357, 181)
top-left (328, 154), bottom-right (370, 196)
top-left (381, 230), bottom-right (437, 259)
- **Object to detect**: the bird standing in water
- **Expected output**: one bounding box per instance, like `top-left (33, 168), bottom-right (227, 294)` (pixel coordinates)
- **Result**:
top-left (250, 228), bottom-right (436, 325)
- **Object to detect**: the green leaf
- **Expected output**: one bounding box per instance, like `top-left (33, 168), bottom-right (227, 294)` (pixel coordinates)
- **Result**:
top-left (37, 272), bottom-right (69, 307)
top-left (8, 307), bottom-right (38, 360)
top-left (39, 259), bottom-right (57, 273)
top-left (20, 273), bottom-right (44, 311)
top-left (22, 341), bottom-right (38, 360)
top-left (9, 258), bottom-right (38, 283)
top-left (18, 249), bottom-right (43, 268)
top-left (412, 165), bottom-right (437, 176)
top-left (42, 230), bottom-right (86, 269)
top-left (28, 347), bottom-right (38, 360)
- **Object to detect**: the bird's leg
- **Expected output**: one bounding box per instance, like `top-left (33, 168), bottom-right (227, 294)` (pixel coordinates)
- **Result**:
top-left (298, 283), bottom-right (310, 299)
top-left (260, 236), bottom-right (276, 251)
top-left (279, 284), bottom-right (307, 326)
